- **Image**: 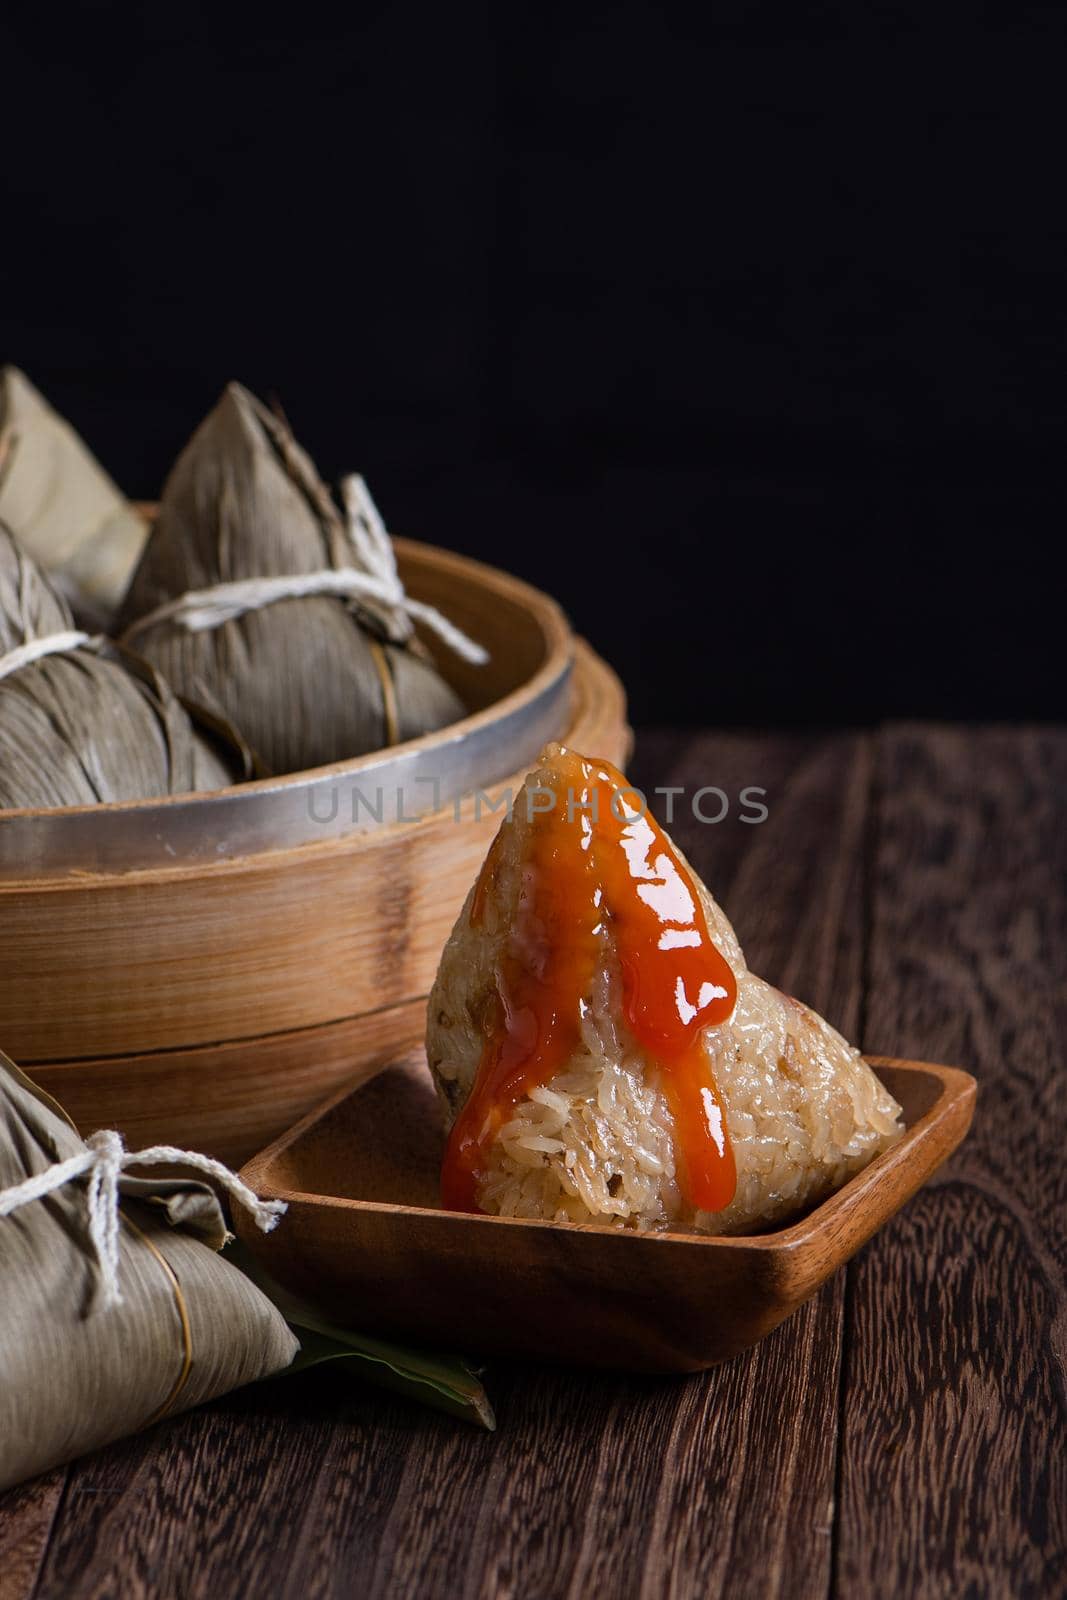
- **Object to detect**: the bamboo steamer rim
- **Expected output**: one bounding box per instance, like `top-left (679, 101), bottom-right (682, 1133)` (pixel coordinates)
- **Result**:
top-left (0, 535), bottom-right (575, 878)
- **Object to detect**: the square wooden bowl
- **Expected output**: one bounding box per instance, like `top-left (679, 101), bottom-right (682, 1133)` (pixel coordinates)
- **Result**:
top-left (236, 1052), bottom-right (975, 1373)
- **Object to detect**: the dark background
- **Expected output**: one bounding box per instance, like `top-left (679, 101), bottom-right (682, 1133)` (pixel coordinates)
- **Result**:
top-left (1, 4), bottom-right (1061, 727)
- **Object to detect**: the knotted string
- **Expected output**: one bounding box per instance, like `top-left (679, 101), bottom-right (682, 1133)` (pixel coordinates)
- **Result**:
top-left (0, 1130), bottom-right (287, 1310)
top-left (0, 630), bottom-right (95, 683)
top-left (122, 474), bottom-right (489, 666)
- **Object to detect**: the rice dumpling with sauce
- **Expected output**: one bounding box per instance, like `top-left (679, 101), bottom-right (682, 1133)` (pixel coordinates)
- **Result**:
top-left (428, 745), bottom-right (904, 1235)
top-left (0, 524), bottom-right (243, 809)
top-left (118, 383), bottom-right (471, 776)
top-left (0, 366), bottom-right (147, 631)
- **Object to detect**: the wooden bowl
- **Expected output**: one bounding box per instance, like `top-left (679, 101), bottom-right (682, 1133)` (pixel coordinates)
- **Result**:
top-left (236, 1051), bottom-right (977, 1373)
top-left (0, 542), bottom-right (631, 1161)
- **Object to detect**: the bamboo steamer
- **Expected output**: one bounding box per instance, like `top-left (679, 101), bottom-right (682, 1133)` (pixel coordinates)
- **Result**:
top-left (0, 539), bottom-right (629, 1161)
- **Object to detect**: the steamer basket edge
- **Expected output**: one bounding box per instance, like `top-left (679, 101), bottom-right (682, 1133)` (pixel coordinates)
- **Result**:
top-left (0, 537), bottom-right (577, 875)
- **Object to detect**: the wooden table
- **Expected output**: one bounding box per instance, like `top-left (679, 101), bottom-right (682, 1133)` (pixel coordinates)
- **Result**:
top-left (1, 726), bottom-right (1063, 1599)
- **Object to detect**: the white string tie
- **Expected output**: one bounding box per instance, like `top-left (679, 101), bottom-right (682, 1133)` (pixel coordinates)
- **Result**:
top-left (0, 630), bottom-right (94, 683)
top-left (122, 474), bottom-right (488, 666)
top-left (0, 1129), bottom-right (287, 1310)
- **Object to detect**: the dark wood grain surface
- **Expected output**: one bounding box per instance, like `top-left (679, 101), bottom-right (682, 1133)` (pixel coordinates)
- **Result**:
top-left (1, 726), bottom-right (1062, 1600)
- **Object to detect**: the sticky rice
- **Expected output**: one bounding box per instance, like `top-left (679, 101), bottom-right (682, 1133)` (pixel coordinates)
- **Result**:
top-left (428, 751), bottom-right (903, 1235)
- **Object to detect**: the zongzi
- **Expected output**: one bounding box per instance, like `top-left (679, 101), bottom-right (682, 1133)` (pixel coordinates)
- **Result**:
top-left (118, 383), bottom-right (475, 775)
top-left (0, 523), bottom-right (244, 808)
top-left (0, 1050), bottom-right (298, 1492)
top-left (428, 746), bottom-right (904, 1235)
top-left (0, 366), bottom-right (147, 629)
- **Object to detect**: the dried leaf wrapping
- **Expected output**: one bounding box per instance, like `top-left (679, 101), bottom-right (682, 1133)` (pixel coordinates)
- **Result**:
top-left (118, 383), bottom-right (466, 774)
top-left (0, 366), bottom-right (147, 629)
top-left (0, 1052), bottom-right (299, 1493)
top-left (0, 524), bottom-right (245, 808)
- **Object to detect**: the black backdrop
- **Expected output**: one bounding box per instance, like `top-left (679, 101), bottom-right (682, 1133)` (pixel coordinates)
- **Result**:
top-left (1, 5), bottom-right (1061, 727)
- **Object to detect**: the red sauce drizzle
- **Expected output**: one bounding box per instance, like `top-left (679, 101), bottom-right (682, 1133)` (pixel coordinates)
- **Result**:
top-left (440, 749), bottom-right (738, 1216)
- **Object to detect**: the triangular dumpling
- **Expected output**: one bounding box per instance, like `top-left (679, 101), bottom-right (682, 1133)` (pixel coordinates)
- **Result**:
top-left (0, 367), bottom-right (146, 628)
top-left (118, 383), bottom-right (466, 775)
top-left (428, 745), bottom-right (903, 1235)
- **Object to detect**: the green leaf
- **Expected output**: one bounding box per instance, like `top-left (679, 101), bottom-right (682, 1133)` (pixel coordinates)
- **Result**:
top-left (225, 1240), bottom-right (495, 1431)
